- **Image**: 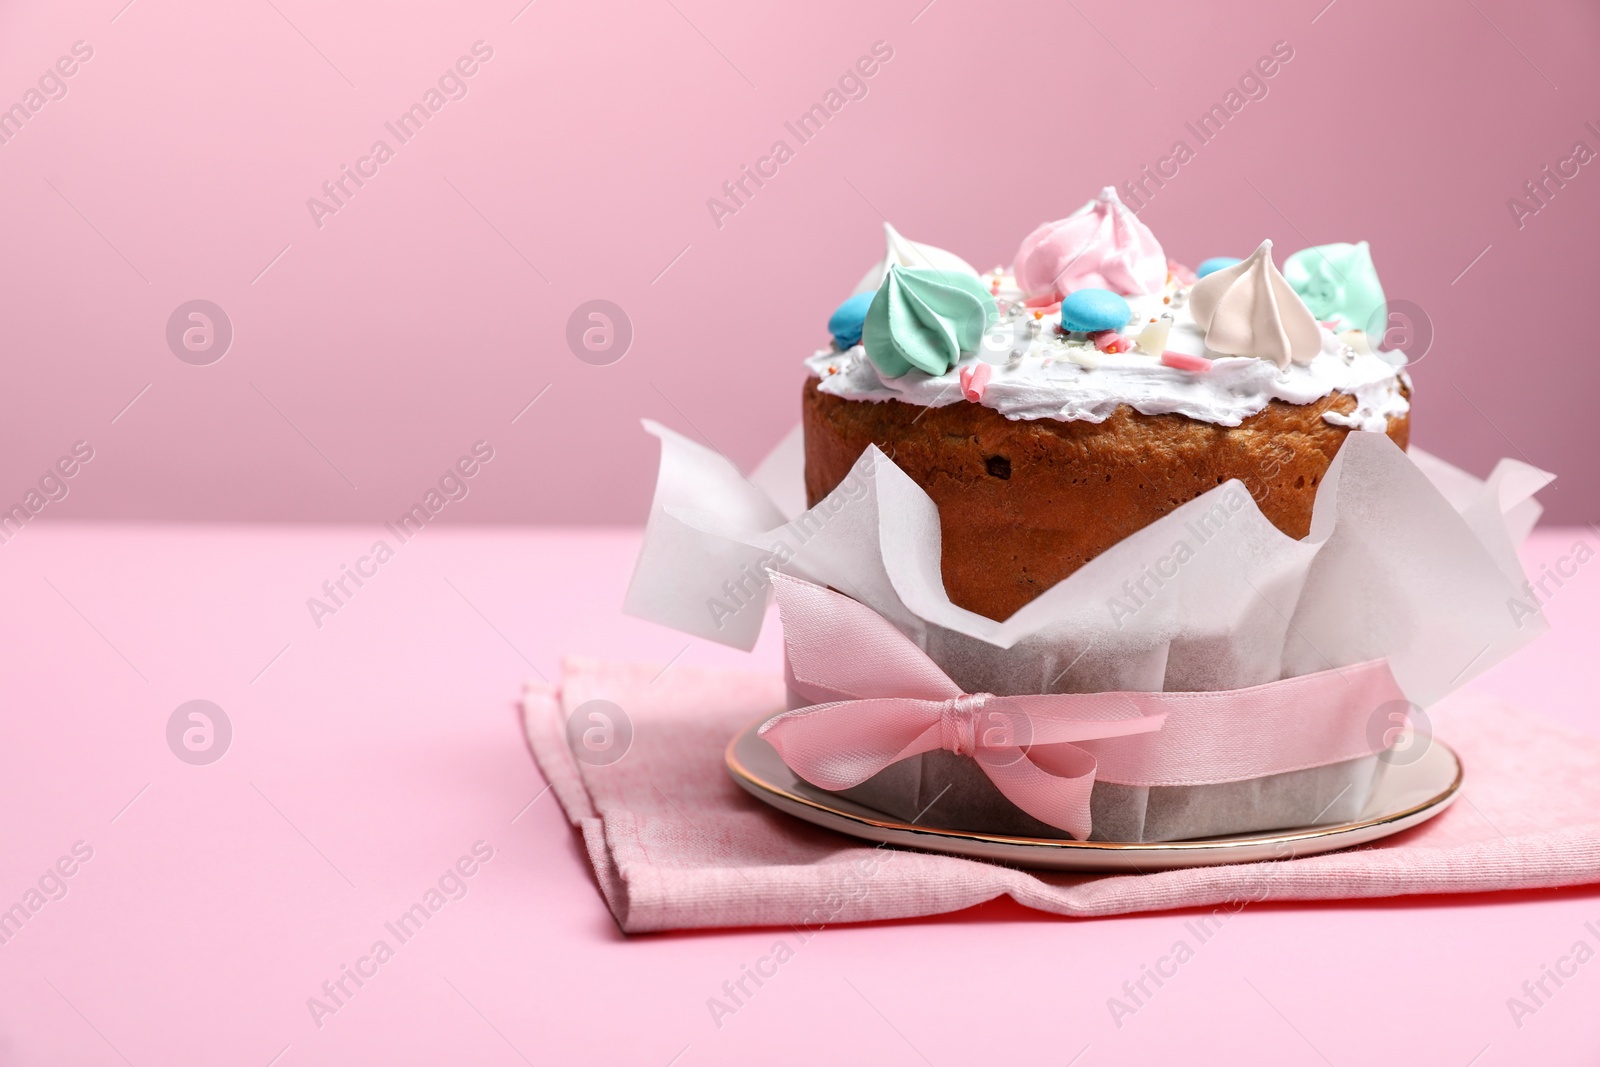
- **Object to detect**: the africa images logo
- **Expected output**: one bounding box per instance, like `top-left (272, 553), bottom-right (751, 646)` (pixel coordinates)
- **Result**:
top-left (166, 701), bottom-right (232, 766)
top-left (166, 300), bottom-right (233, 366)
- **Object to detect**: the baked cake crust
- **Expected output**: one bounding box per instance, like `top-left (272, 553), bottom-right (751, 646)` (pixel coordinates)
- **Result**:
top-left (803, 378), bottom-right (1411, 621)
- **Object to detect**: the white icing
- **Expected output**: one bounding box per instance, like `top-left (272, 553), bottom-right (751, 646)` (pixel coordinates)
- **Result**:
top-left (806, 274), bottom-right (1411, 432)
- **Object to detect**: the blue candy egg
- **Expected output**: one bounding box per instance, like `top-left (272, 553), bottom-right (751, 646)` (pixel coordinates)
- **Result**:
top-left (827, 291), bottom-right (875, 348)
top-left (1196, 256), bottom-right (1242, 279)
top-left (1059, 288), bottom-right (1131, 334)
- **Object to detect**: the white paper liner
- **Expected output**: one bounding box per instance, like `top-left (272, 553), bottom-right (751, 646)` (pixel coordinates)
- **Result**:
top-left (625, 419), bottom-right (1552, 840)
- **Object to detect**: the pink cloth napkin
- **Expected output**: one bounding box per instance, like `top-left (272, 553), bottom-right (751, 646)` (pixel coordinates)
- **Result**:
top-left (522, 656), bottom-right (1600, 934)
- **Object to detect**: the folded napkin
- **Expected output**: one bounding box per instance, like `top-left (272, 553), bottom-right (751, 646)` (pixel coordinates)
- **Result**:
top-left (523, 657), bottom-right (1600, 934)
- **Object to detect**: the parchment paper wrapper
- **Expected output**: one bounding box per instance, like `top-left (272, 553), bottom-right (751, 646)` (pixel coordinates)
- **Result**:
top-left (625, 419), bottom-right (1552, 841)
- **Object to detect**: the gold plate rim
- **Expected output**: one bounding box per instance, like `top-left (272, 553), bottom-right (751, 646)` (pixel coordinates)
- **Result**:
top-left (725, 715), bottom-right (1463, 854)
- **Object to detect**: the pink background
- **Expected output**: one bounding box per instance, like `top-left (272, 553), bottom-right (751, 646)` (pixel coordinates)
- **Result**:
top-left (0, 0), bottom-right (1596, 524)
top-left (0, 525), bottom-right (1597, 1064)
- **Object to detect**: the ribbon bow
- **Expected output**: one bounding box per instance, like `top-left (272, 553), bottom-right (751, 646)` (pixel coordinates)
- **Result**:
top-left (759, 573), bottom-right (1407, 841)
top-left (760, 573), bottom-right (1164, 840)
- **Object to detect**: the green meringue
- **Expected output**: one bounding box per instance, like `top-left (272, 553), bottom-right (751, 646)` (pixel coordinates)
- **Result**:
top-left (862, 267), bottom-right (998, 378)
top-left (1283, 241), bottom-right (1387, 333)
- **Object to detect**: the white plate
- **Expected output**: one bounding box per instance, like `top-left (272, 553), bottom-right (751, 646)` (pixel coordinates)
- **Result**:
top-left (726, 715), bottom-right (1462, 872)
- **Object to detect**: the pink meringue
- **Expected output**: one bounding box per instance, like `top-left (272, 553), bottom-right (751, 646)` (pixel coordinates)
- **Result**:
top-left (1013, 186), bottom-right (1167, 301)
top-left (1166, 258), bottom-right (1198, 286)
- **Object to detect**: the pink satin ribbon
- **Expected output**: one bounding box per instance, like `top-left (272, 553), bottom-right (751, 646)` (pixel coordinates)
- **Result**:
top-left (759, 573), bottom-right (1407, 840)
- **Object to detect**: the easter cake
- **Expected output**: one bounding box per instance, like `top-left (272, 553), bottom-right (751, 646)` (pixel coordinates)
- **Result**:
top-left (804, 188), bottom-right (1411, 621)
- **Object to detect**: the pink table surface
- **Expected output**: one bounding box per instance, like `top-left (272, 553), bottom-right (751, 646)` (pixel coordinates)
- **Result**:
top-left (1, 522), bottom-right (1596, 1066)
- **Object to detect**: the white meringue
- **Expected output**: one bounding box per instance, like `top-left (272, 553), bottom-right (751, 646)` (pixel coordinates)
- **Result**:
top-left (1013, 186), bottom-right (1168, 299)
top-left (1188, 240), bottom-right (1321, 369)
top-left (852, 222), bottom-right (980, 295)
